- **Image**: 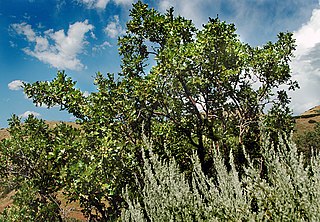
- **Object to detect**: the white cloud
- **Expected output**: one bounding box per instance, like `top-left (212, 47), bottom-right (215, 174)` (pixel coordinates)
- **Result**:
top-left (104, 15), bottom-right (125, 38)
top-left (113, 0), bottom-right (134, 5)
top-left (90, 31), bottom-right (97, 39)
top-left (37, 23), bottom-right (45, 29)
top-left (9, 40), bottom-right (17, 48)
top-left (77, 0), bottom-right (110, 9)
top-left (83, 91), bottom-right (90, 97)
top-left (92, 41), bottom-right (112, 52)
top-left (158, 0), bottom-right (213, 28)
top-left (289, 7), bottom-right (320, 115)
top-left (69, 116), bottom-right (77, 121)
top-left (11, 22), bottom-right (36, 41)
top-left (23, 13), bottom-right (31, 20)
top-left (77, 0), bottom-right (95, 8)
top-left (11, 20), bottom-right (94, 71)
top-left (19, 111), bottom-right (41, 118)
top-left (56, 0), bottom-right (66, 11)
top-left (158, 0), bottom-right (319, 45)
top-left (294, 9), bottom-right (320, 58)
top-left (77, 0), bottom-right (133, 9)
top-left (95, 0), bottom-right (110, 9)
top-left (158, 0), bottom-right (172, 11)
top-left (8, 80), bottom-right (24, 91)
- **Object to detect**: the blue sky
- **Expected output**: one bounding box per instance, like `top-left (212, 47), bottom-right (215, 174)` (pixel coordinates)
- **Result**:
top-left (1, 0), bottom-right (320, 128)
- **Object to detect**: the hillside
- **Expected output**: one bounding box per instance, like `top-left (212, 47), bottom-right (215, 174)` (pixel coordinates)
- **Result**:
top-left (300, 105), bottom-right (320, 116)
top-left (294, 105), bottom-right (320, 135)
top-left (0, 128), bottom-right (9, 141)
top-left (0, 121), bottom-right (79, 141)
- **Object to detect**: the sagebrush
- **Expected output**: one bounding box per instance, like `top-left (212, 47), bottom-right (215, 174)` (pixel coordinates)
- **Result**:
top-left (122, 135), bottom-right (320, 221)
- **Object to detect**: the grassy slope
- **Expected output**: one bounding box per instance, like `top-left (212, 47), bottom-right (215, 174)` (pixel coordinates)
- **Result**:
top-left (0, 129), bottom-right (10, 141)
top-left (294, 105), bottom-right (320, 136)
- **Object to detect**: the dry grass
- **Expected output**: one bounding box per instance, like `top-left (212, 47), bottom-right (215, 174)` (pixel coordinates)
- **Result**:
top-left (294, 116), bottom-right (320, 135)
top-left (0, 129), bottom-right (10, 141)
top-left (0, 121), bottom-right (79, 142)
top-left (300, 105), bottom-right (320, 116)
top-left (0, 191), bottom-right (14, 213)
top-left (45, 121), bottom-right (80, 129)
top-left (294, 105), bottom-right (320, 136)
top-left (57, 192), bottom-right (87, 221)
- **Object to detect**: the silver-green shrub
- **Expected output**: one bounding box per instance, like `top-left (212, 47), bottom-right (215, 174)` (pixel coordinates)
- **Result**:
top-left (121, 136), bottom-right (320, 221)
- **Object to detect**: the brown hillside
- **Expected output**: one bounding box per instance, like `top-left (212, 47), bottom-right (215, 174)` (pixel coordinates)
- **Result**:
top-left (301, 105), bottom-right (320, 116)
top-left (294, 105), bottom-right (320, 136)
top-left (0, 129), bottom-right (9, 141)
top-left (0, 121), bottom-right (79, 141)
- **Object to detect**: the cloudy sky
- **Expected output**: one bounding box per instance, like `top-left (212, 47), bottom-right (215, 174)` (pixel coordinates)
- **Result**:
top-left (0, 0), bottom-right (320, 128)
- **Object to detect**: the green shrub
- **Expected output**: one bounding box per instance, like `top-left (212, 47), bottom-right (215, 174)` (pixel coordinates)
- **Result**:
top-left (308, 119), bottom-right (317, 124)
top-left (122, 135), bottom-right (320, 221)
top-left (294, 123), bottom-right (320, 160)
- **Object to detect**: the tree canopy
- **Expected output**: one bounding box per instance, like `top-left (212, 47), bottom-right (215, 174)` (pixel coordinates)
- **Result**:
top-left (0, 1), bottom-right (298, 220)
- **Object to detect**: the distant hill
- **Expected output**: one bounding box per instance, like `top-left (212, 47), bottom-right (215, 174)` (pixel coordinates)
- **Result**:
top-left (294, 105), bottom-right (320, 136)
top-left (300, 105), bottom-right (320, 116)
top-left (0, 128), bottom-right (9, 141)
top-left (0, 107), bottom-right (319, 141)
top-left (0, 121), bottom-right (79, 141)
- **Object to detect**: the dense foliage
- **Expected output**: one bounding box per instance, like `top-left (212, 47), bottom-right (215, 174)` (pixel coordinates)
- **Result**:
top-left (295, 122), bottom-right (320, 161)
top-left (0, 1), bottom-right (302, 221)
